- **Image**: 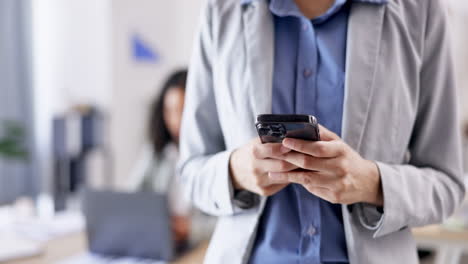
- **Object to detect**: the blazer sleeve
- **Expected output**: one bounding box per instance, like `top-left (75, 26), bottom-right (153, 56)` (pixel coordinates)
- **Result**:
top-left (358, 0), bottom-right (466, 238)
top-left (177, 1), bottom-right (238, 217)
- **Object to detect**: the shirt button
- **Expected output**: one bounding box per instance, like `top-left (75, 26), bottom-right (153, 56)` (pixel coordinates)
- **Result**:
top-left (307, 225), bottom-right (317, 236)
top-left (303, 68), bottom-right (313, 78)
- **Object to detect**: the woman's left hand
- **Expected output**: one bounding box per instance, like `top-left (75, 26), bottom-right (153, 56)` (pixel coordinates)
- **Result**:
top-left (270, 125), bottom-right (383, 206)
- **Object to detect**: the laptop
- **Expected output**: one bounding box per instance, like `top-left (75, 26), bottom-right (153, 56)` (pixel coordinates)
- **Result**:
top-left (81, 189), bottom-right (174, 262)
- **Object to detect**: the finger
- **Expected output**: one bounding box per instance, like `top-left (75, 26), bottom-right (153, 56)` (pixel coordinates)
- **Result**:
top-left (259, 184), bottom-right (288, 197)
top-left (282, 138), bottom-right (345, 158)
top-left (253, 142), bottom-right (291, 159)
top-left (268, 171), bottom-right (333, 189)
top-left (279, 151), bottom-right (336, 173)
top-left (304, 186), bottom-right (341, 204)
top-left (318, 124), bottom-right (340, 141)
top-left (257, 158), bottom-right (299, 173)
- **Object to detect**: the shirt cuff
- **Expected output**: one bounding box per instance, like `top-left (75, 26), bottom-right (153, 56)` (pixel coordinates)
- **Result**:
top-left (227, 176), bottom-right (249, 214)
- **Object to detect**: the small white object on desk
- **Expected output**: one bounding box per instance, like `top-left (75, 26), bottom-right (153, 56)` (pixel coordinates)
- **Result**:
top-left (0, 201), bottom-right (85, 262)
top-left (12, 211), bottom-right (85, 242)
top-left (0, 231), bottom-right (43, 262)
top-left (57, 253), bottom-right (167, 264)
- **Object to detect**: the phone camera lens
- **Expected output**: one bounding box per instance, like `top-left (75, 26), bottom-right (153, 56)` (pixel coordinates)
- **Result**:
top-left (270, 124), bottom-right (286, 138)
top-left (257, 125), bottom-right (270, 136)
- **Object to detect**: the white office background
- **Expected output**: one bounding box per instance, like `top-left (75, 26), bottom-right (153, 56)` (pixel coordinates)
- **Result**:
top-left (31, 0), bottom-right (204, 196)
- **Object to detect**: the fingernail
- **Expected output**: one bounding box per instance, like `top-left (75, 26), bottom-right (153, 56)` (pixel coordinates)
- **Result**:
top-left (269, 172), bottom-right (281, 179)
top-left (282, 138), bottom-right (293, 148)
top-left (280, 146), bottom-right (290, 153)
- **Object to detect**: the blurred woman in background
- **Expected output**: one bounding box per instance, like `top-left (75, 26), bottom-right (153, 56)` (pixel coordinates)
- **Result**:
top-left (128, 69), bottom-right (191, 253)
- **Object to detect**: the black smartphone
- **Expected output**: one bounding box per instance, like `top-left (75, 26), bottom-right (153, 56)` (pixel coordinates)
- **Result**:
top-left (255, 114), bottom-right (320, 143)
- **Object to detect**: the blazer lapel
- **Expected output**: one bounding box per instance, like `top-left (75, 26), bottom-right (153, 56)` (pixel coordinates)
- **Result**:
top-left (242, 1), bottom-right (275, 116)
top-left (241, 1), bottom-right (386, 151)
top-left (342, 3), bottom-right (386, 152)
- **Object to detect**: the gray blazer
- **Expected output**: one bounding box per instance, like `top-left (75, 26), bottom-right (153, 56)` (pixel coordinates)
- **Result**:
top-left (178, 0), bottom-right (466, 263)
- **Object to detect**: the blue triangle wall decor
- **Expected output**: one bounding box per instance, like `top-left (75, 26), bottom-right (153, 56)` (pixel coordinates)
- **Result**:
top-left (132, 33), bottom-right (160, 63)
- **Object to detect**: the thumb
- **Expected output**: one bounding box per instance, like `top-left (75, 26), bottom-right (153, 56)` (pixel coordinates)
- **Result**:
top-left (319, 124), bottom-right (340, 141)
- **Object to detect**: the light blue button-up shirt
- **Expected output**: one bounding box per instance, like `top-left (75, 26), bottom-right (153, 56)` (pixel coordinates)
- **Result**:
top-left (241, 0), bottom-right (387, 263)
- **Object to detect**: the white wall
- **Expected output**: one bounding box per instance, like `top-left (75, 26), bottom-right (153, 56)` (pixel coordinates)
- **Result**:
top-left (32, 0), bottom-right (112, 193)
top-left (32, 0), bottom-right (112, 113)
top-left (32, 0), bottom-right (205, 191)
top-left (110, 0), bottom-right (204, 187)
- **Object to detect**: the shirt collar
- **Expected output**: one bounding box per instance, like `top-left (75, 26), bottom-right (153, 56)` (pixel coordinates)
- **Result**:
top-left (242, 0), bottom-right (387, 24)
top-left (241, 0), bottom-right (388, 6)
top-left (272, 0), bottom-right (348, 21)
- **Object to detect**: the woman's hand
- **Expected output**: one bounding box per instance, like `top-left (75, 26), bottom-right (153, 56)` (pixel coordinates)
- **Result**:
top-left (270, 125), bottom-right (383, 206)
top-left (229, 138), bottom-right (298, 196)
top-left (172, 215), bottom-right (190, 243)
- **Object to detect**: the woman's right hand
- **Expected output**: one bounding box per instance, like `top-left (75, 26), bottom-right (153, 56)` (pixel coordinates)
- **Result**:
top-left (229, 138), bottom-right (298, 196)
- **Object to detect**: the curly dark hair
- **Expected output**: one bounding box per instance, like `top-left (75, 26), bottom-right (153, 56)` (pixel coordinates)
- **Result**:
top-left (149, 69), bottom-right (188, 154)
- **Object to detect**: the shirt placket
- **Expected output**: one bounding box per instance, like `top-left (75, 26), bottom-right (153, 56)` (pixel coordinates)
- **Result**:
top-left (295, 18), bottom-right (318, 115)
top-left (294, 17), bottom-right (321, 264)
